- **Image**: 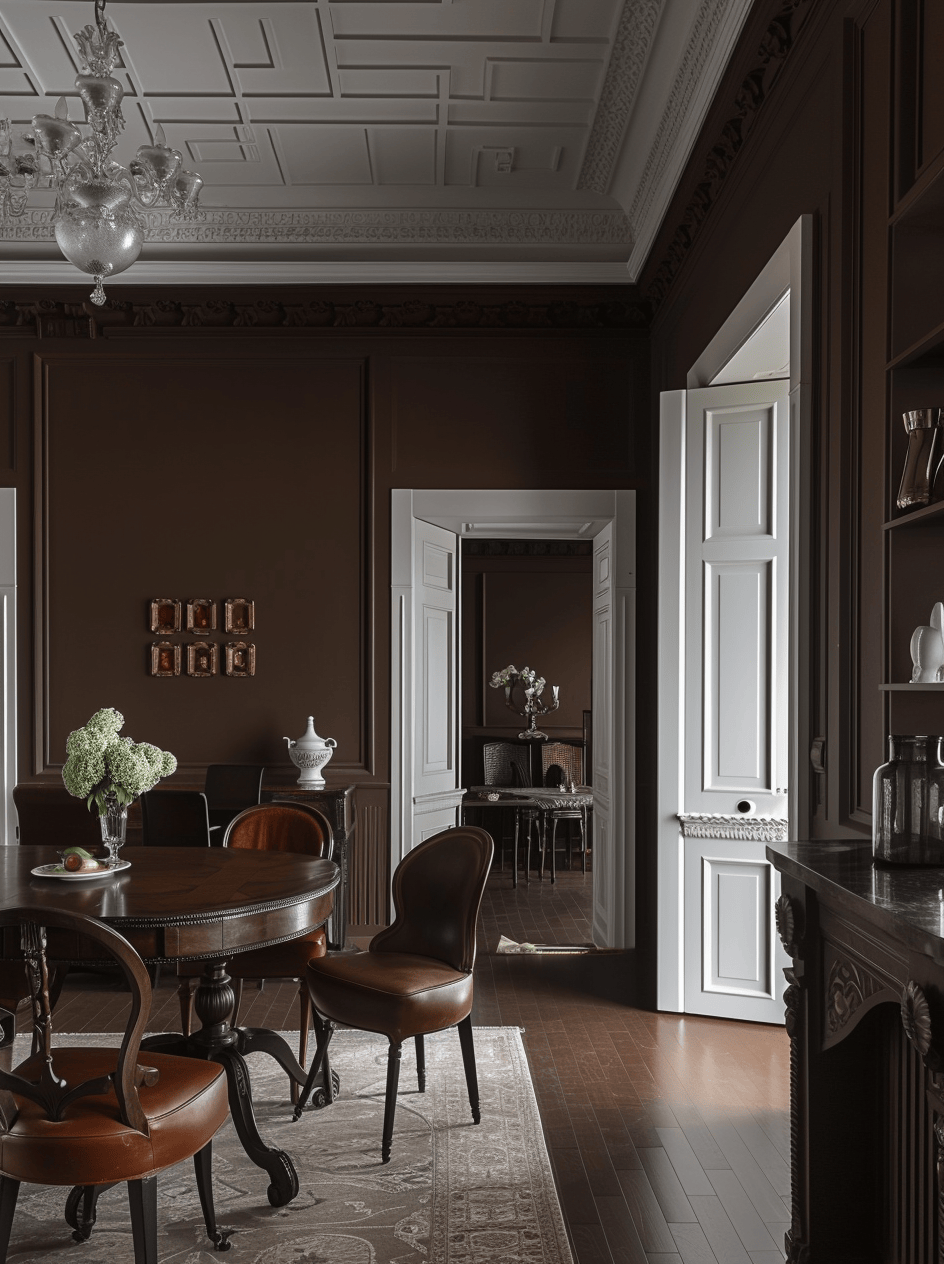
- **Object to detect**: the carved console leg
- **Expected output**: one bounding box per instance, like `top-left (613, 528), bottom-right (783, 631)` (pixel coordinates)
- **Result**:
top-left (775, 894), bottom-right (809, 1264)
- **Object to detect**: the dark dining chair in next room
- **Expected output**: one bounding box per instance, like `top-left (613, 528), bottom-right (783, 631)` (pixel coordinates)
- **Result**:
top-left (294, 825), bottom-right (493, 1163)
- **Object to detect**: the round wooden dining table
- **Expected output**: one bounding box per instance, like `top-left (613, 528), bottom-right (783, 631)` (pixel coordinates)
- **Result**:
top-left (0, 845), bottom-right (339, 1219)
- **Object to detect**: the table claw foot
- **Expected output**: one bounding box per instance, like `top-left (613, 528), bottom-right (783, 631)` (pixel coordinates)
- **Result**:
top-left (219, 1047), bottom-right (300, 1206)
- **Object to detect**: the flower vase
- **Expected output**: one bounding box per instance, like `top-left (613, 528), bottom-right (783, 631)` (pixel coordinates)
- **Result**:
top-left (99, 793), bottom-right (128, 868)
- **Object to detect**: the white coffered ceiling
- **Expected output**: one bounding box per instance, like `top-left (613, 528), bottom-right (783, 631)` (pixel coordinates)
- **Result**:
top-left (0, 0), bottom-right (753, 286)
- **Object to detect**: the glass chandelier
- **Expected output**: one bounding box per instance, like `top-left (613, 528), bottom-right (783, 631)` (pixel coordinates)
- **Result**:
top-left (0, 0), bottom-right (203, 305)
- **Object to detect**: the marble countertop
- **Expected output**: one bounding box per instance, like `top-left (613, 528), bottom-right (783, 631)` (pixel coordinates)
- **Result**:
top-left (767, 839), bottom-right (944, 962)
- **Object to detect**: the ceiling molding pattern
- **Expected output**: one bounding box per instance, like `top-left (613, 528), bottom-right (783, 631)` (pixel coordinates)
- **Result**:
top-left (625, 0), bottom-right (742, 256)
top-left (577, 0), bottom-right (665, 195)
top-left (0, 206), bottom-right (633, 248)
top-left (0, 295), bottom-right (651, 339)
top-left (646, 0), bottom-right (815, 308)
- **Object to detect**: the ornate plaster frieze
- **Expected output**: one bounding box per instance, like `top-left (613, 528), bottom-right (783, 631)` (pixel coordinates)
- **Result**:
top-left (627, 0), bottom-right (738, 234)
top-left (677, 812), bottom-right (788, 841)
top-left (0, 207), bottom-right (634, 249)
top-left (0, 296), bottom-right (650, 339)
top-left (578, 0), bottom-right (665, 195)
top-left (646, 0), bottom-right (815, 306)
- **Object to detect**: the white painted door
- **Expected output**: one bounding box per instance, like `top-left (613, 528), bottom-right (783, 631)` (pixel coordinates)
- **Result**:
top-left (681, 382), bottom-right (790, 1022)
top-left (411, 518), bottom-right (461, 846)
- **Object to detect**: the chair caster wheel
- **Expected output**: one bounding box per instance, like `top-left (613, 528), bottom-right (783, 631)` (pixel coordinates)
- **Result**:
top-left (311, 1088), bottom-right (327, 1109)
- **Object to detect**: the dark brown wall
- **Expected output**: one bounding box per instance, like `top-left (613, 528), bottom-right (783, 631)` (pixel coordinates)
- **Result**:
top-left (643, 0), bottom-right (884, 846)
top-left (0, 288), bottom-right (647, 927)
top-left (460, 548), bottom-right (592, 785)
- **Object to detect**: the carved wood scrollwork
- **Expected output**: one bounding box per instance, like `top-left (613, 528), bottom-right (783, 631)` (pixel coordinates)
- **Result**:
top-left (935, 1116), bottom-right (944, 1264)
top-left (775, 893), bottom-right (802, 958)
top-left (901, 980), bottom-right (943, 1075)
top-left (825, 956), bottom-right (884, 1036)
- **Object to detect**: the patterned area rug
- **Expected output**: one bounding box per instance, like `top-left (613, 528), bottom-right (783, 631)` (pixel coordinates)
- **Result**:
top-left (4, 1026), bottom-right (573, 1264)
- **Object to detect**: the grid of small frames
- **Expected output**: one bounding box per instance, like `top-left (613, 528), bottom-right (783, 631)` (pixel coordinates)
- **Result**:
top-left (149, 599), bottom-right (256, 678)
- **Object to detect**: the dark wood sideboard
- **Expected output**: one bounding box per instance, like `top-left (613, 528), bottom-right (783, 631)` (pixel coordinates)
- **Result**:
top-left (261, 783), bottom-right (356, 950)
top-left (767, 839), bottom-right (944, 1263)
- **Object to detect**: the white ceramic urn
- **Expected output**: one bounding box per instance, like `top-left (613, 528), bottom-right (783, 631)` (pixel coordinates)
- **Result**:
top-left (284, 716), bottom-right (337, 787)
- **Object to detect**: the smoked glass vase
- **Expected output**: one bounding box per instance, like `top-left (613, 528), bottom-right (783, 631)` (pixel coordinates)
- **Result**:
top-left (873, 735), bottom-right (944, 865)
top-left (896, 409), bottom-right (944, 509)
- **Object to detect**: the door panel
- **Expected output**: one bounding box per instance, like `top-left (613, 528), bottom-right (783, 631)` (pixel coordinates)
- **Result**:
top-left (592, 524), bottom-right (613, 944)
top-left (413, 518), bottom-right (459, 846)
top-left (681, 382), bottom-right (789, 1022)
top-left (684, 837), bottom-right (781, 1021)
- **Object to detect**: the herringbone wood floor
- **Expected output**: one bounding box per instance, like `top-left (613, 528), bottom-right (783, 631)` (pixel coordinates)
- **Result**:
top-left (36, 867), bottom-right (790, 1264)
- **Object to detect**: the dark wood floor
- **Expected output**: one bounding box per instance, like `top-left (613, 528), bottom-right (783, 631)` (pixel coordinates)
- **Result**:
top-left (40, 865), bottom-right (790, 1264)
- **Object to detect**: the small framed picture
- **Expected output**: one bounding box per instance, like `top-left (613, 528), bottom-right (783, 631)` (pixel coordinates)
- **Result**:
top-left (224, 641), bottom-right (256, 677)
top-left (186, 641), bottom-right (218, 678)
top-left (187, 598), bottom-right (217, 632)
top-left (150, 598), bottom-right (181, 634)
top-left (150, 641), bottom-right (181, 677)
top-left (224, 597), bottom-right (255, 633)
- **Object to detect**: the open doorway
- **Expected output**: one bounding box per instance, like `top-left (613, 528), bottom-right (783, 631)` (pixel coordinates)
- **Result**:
top-left (460, 536), bottom-right (594, 947)
top-left (390, 488), bottom-right (636, 950)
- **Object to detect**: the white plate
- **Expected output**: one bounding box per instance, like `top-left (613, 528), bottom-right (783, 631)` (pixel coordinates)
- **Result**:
top-left (31, 859), bottom-right (130, 881)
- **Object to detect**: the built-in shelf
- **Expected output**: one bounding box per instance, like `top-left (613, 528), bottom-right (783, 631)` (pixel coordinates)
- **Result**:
top-left (881, 682), bottom-right (944, 691)
top-left (883, 499), bottom-right (944, 530)
top-left (887, 322), bottom-right (944, 370)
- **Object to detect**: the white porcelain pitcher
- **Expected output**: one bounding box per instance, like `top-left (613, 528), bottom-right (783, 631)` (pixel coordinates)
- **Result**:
top-left (284, 716), bottom-right (337, 787)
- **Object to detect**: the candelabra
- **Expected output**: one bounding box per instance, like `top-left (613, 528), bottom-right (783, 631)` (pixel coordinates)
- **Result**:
top-left (0, 0), bottom-right (204, 306)
top-left (490, 666), bottom-right (560, 740)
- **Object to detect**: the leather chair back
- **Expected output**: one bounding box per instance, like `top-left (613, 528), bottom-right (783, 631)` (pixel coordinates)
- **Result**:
top-left (224, 801), bottom-right (334, 860)
top-left (0, 905), bottom-right (151, 1132)
top-left (370, 827), bottom-right (493, 973)
top-left (483, 742), bottom-right (531, 788)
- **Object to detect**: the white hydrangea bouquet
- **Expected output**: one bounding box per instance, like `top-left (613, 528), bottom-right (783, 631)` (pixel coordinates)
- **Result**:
top-left (62, 707), bottom-right (176, 862)
top-left (489, 665), bottom-right (559, 740)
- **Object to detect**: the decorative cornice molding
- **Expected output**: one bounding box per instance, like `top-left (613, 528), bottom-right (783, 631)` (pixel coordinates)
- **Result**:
top-left (677, 812), bottom-right (788, 841)
top-left (578, 0), bottom-right (664, 195)
top-left (628, 0), bottom-right (732, 233)
top-left (0, 206), bottom-right (634, 249)
top-left (646, 0), bottom-right (815, 307)
top-left (0, 295), bottom-right (650, 339)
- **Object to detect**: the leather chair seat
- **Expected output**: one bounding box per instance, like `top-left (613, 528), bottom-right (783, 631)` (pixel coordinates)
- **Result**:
top-left (307, 951), bottom-right (474, 1044)
top-left (0, 1049), bottom-right (228, 1187)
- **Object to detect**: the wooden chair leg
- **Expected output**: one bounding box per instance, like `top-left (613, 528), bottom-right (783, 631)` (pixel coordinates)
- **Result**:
top-left (192, 1141), bottom-right (231, 1251)
top-left (512, 811), bottom-right (520, 888)
top-left (382, 1041), bottom-right (402, 1164)
top-left (126, 1176), bottom-right (158, 1264)
top-left (415, 1033), bottom-right (426, 1091)
top-left (457, 1015), bottom-right (481, 1124)
top-left (550, 817), bottom-right (558, 884)
top-left (0, 1176), bottom-right (20, 1263)
top-left (293, 1016), bottom-right (335, 1119)
top-left (177, 977), bottom-right (194, 1038)
top-left (294, 987), bottom-right (313, 1105)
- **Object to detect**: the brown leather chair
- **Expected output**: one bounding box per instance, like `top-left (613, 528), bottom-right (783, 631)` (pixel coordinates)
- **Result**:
top-left (293, 825), bottom-right (494, 1164)
top-left (176, 801), bottom-right (335, 1086)
top-left (0, 905), bottom-right (230, 1261)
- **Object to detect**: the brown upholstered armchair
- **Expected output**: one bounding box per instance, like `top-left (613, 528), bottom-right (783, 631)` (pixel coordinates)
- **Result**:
top-left (293, 825), bottom-right (494, 1163)
top-left (176, 801), bottom-right (336, 1095)
top-left (0, 905), bottom-right (231, 1260)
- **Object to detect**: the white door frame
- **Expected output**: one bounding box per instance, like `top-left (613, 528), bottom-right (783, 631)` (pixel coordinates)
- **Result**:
top-left (391, 488), bottom-right (636, 948)
top-left (0, 489), bottom-right (15, 847)
top-left (656, 215), bottom-right (813, 1011)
